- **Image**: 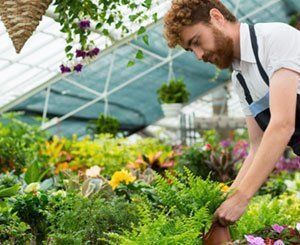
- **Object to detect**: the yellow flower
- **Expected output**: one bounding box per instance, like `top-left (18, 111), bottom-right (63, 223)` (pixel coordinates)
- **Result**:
top-left (109, 169), bottom-right (136, 190)
top-left (219, 183), bottom-right (230, 193)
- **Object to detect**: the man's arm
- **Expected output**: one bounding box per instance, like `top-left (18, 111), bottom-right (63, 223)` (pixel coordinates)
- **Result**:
top-left (238, 68), bottom-right (299, 199)
top-left (214, 68), bottom-right (299, 227)
top-left (230, 116), bottom-right (263, 190)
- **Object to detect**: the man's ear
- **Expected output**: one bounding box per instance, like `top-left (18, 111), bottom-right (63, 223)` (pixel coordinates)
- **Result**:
top-left (209, 8), bottom-right (225, 27)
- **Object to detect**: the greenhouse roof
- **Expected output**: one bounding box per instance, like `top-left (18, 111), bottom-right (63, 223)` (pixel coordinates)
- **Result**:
top-left (0, 0), bottom-right (299, 137)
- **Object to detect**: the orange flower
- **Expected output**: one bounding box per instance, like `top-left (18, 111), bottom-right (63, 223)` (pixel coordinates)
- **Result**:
top-left (55, 162), bottom-right (69, 174)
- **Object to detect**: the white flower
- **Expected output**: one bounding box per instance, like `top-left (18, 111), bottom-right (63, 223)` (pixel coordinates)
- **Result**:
top-left (51, 190), bottom-right (67, 197)
top-left (296, 223), bottom-right (300, 232)
top-left (24, 182), bottom-right (40, 193)
top-left (86, 166), bottom-right (102, 178)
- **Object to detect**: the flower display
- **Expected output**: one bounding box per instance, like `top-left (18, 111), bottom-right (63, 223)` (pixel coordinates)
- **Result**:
top-left (272, 224), bottom-right (285, 234)
top-left (109, 169), bottom-right (136, 190)
top-left (245, 235), bottom-right (265, 245)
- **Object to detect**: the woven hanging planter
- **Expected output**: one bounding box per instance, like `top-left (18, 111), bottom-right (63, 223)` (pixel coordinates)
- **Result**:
top-left (0, 0), bottom-right (52, 53)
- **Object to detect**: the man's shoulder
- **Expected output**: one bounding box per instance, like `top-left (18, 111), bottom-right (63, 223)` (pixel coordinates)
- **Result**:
top-left (254, 22), bottom-right (297, 37)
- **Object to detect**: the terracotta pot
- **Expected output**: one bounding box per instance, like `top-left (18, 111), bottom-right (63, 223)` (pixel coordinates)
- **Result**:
top-left (203, 221), bottom-right (231, 245)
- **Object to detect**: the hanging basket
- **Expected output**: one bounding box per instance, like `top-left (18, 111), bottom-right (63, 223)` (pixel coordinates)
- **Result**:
top-left (0, 0), bottom-right (52, 53)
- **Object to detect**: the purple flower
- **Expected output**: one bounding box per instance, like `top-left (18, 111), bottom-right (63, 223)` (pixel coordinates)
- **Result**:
top-left (272, 224), bottom-right (285, 233)
top-left (78, 19), bottom-right (91, 29)
top-left (76, 49), bottom-right (87, 59)
top-left (233, 140), bottom-right (249, 159)
top-left (244, 235), bottom-right (265, 245)
top-left (87, 47), bottom-right (100, 58)
top-left (74, 64), bottom-right (83, 72)
top-left (220, 139), bottom-right (231, 148)
top-left (275, 156), bottom-right (300, 173)
top-left (274, 240), bottom-right (284, 245)
top-left (60, 64), bottom-right (71, 74)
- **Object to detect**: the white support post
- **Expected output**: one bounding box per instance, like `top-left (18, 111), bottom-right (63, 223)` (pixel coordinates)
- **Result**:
top-left (63, 77), bottom-right (103, 97)
top-left (234, 0), bottom-right (241, 15)
top-left (41, 50), bottom-right (185, 130)
top-left (168, 49), bottom-right (174, 82)
top-left (104, 52), bottom-right (115, 116)
top-left (42, 86), bottom-right (51, 125)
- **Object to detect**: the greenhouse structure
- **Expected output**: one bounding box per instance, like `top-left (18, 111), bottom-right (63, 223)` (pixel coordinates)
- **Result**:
top-left (0, 0), bottom-right (299, 244)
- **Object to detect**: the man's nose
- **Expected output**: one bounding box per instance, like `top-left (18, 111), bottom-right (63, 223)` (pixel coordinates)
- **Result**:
top-left (193, 48), bottom-right (204, 60)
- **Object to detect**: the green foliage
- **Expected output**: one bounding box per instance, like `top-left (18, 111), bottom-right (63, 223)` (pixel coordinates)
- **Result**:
top-left (53, 0), bottom-right (156, 64)
top-left (47, 192), bottom-right (140, 244)
top-left (289, 12), bottom-right (300, 27)
top-left (157, 79), bottom-right (190, 104)
top-left (24, 162), bottom-right (50, 184)
top-left (108, 207), bottom-right (209, 245)
top-left (0, 184), bottom-right (20, 198)
top-left (0, 173), bottom-right (19, 189)
top-left (231, 194), bottom-right (300, 240)
top-left (153, 169), bottom-right (226, 217)
top-left (0, 208), bottom-right (32, 244)
top-left (88, 114), bottom-right (120, 137)
top-left (177, 130), bottom-right (249, 182)
top-left (108, 169), bottom-right (226, 244)
top-left (176, 144), bottom-right (212, 180)
top-left (0, 113), bottom-right (48, 174)
top-left (42, 135), bottom-right (172, 176)
top-left (11, 192), bottom-right (50, 243)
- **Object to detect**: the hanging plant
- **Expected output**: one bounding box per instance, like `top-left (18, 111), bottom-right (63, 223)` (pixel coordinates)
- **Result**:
top-left (53, 0), bottom-right (158, 73)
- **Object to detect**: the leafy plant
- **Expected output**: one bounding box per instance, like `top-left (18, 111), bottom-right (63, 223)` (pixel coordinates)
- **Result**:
top-left (108, 169), bottom-right (227, 243)
top-left (87, 114), bottom-right (120, 137)
top-left (53, 0), bottom-right (157, 71)
top-left (236, 223), bottom-right (300, 244)
top-left (0, 208), bottom-right (32, 244)
top-left (11, 192), bottom-right (50, 243)
top-left (0, 113), bottom-right (48, 174)
top-left (289, 12), bottom-right (300, 29)
top-left (231, 194), bottom-right (300, 240)
top-left (157, 78), bottom-right (190, 104)
top-left (46, 192), bottom-right (140, 244)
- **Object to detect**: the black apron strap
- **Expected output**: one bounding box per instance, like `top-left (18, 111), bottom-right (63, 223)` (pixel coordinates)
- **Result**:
top-left (236, 73), bottom-right (253, 104)
top-left (249, 25), bottom-right (270, 86)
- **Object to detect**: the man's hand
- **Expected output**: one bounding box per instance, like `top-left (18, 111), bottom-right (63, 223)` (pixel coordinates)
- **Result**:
top-left (213, 189), bottom-right (250, 226)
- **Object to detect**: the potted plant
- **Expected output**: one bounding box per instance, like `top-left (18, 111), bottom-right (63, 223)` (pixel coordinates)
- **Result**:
top-left (87, 114), bottom-right (120, 137)
top-left (289, 12), bottom-right (300, 30)
top-left (157, 78), bottom-right (190, 117)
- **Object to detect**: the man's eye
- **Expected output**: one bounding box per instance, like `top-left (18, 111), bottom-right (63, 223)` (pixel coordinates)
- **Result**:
top-left (193, 39), bottom-right (200, 46)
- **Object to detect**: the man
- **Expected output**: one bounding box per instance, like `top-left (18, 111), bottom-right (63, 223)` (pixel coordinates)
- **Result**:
top-left (164, 0), bottom-right (300, 227)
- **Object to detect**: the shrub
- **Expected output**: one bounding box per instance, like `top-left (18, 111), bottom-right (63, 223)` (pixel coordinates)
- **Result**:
top-left (157, 78), bottom-right (190, 104)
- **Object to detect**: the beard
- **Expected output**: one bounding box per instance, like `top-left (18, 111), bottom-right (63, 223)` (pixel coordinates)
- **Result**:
top-left (202, 26), bottom-right (234, 69)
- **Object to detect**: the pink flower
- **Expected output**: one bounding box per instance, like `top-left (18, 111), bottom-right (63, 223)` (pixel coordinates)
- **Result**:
top-left (220, 139), bottom-right (231, 148)
top-left (274, 240), bottom-right (284, 245)
top-left (244, 235), bottom-right (265, 245)
top-left (204, 144), bottom-right (212, 151)
top-left (272, 224), bottom-right (285, 233)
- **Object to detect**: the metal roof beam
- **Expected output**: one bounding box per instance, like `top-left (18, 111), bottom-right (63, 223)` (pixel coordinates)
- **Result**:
top-left (41, 49), bottom-right (185, 130)
top-left (240, 0), bottom-right (281, 21)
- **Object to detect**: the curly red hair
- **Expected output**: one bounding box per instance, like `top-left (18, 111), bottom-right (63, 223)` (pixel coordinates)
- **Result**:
top-left (164, 0), bottom-right (237, 48)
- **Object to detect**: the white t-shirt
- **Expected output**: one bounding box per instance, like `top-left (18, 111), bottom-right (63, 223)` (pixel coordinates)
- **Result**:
top-left (232, 22), bottom-right (300, 116)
